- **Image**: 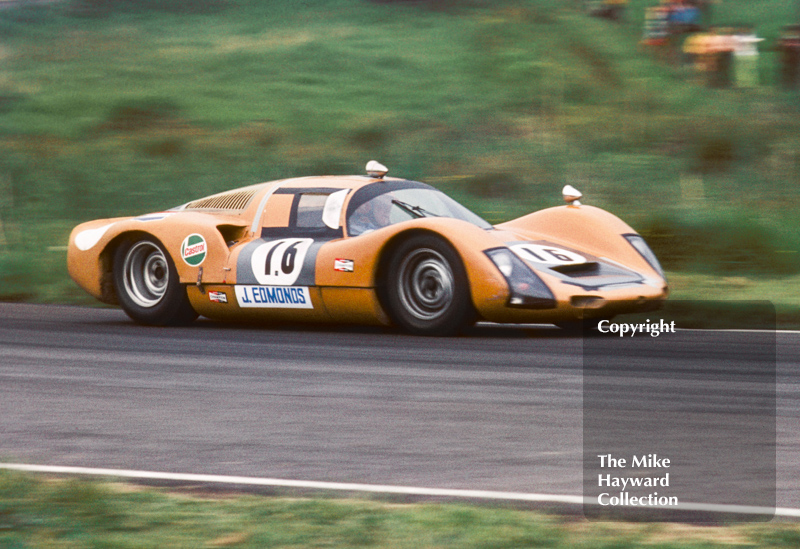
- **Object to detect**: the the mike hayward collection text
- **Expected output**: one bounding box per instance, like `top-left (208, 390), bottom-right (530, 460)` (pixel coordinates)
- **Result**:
top-left (596, 453), bottom-right (679, 507)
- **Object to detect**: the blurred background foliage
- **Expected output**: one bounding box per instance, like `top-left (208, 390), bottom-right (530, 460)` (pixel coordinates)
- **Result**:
top-left (0, 0), bottom-right (798, 309)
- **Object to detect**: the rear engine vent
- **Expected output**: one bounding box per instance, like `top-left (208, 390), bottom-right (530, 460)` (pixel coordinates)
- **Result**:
top-left (184, 188), bottom-right (259, 211)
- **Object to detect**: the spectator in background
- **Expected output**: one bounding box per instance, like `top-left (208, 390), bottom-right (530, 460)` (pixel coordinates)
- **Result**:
top-left (684, 27), bottom-right (727, 86)
top-left (683, 28), bottom-right (714, 76)
top-left (642, 3), bottom-right (671, 59)
top-left (777, 25), bottom-right (800, 89)
top-left (668, 0), bottom-right (701, 34)
top-left (709, 27), bottom-right (736, 88)
top-left (643, 1), bottom-right (704, 65)
top-left (733, 25), bottom-right (763, 88)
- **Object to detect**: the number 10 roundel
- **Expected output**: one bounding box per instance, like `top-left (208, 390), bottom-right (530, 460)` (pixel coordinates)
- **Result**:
top-left (251, 238), bottom-right (314, 286)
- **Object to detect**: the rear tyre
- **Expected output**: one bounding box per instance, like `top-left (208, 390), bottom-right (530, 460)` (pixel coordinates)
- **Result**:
top-left (385, 235), bottom-right (475, 336)
top-left (113, 237), bottom-right (198, 326)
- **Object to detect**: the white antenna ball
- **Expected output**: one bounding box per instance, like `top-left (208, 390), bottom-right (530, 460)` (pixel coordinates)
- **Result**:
top-left (562, 185), bottom-right (583, 205)
top-left (366, 160), bottom-right (388, 178)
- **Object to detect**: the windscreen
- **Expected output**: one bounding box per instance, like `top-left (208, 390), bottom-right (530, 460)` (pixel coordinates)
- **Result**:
top-left (346, 182), bottom-right (492, 236)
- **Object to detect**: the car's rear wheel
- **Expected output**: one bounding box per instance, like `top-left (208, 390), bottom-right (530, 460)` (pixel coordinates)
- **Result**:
top-left (113, 237), bottom-right (198, 326)
top-left (385, 235), bottom-right (474, 336)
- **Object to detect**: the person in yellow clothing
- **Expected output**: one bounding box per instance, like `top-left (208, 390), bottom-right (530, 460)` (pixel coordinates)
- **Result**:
top-left (683, 30), bottom-right (710, 73)
top-left (710, 28), bottom-right (736, 87)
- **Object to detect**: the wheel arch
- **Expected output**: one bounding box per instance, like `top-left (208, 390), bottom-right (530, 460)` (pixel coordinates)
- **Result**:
top-left (108, 231), bottom-right (198, 326)
top-left (373, 228), bottom-right (477, 328)
top-left (99, 230), bottom-right (167, 305)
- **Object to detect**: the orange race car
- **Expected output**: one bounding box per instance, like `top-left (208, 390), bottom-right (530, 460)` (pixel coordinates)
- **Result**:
top-left (67, 161), bottom-right (668, 335)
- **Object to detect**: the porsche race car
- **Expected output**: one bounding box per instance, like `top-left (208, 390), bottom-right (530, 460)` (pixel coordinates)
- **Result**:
top-left (68, 161), bottom-right (668, 335)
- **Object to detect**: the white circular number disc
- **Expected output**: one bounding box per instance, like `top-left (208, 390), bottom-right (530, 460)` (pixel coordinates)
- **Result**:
top-left (510, 244), bottom-right (586, 266)
top-left (251, 238), bottom-right (313, 286)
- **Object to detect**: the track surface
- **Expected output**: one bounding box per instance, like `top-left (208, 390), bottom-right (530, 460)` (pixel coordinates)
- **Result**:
top-left (1, 303), bottom-right (798, 507)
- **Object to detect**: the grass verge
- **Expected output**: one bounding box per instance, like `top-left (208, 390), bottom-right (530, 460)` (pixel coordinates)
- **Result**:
top-left (1, 470), bottom-right (800, 548)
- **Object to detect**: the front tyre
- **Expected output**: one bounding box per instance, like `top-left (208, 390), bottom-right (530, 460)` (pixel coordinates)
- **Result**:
top-left (113, 237), bottom-right (198, 326)
top-left (386, 235), bottom-right (475, 336)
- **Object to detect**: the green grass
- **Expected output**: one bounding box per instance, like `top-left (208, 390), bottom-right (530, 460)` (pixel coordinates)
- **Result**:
top-left (0, 0), bottom-right (799, 314)
top-left (664, 272), bottom-right (800, 329)
top-left (1, 470), bottom-right (799, 548)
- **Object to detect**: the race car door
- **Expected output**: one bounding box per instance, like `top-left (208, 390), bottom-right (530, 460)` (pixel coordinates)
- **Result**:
top-left (230, 187), bottom-right (349, 319)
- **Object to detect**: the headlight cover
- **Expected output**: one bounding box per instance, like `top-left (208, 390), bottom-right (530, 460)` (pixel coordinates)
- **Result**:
top-left (485, 248), bottom-right (556, 309)
top-left (624, 234), bottom-right (666, 279)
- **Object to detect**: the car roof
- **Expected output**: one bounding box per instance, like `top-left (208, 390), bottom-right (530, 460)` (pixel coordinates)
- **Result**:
top-left (261, 175), bottom-right (400, 190)
top-left (178, 175), bottom-right (413, 217)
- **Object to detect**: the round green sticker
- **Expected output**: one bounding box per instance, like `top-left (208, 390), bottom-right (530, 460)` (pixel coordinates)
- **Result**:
top-left (181, 234), bottom-right (207, 266)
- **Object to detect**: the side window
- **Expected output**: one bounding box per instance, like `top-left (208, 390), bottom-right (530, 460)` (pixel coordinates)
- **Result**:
top-left (261, 187), bottom-right (348, 239)
top-left (295, 194), bottom-right (328, 228)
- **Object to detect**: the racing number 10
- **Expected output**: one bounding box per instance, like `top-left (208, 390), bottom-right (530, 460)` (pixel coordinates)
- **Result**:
top-left (511, 244), bottom-right (586, 266)
top-left (265, 241), bottom-right (300, 276)
top-left (524, 248), bottom-right (572, 263)
top-left (251, 238), bottom-right (313, 286)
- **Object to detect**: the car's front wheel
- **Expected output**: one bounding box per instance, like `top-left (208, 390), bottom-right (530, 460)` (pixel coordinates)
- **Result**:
top-left (385, 235), bottom-right (475, 336)
top-left (113, 237), bottom-right (198, 326)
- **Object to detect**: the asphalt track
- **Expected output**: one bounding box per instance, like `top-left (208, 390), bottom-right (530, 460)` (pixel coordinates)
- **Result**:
top-left (1, 303), bottom-right (798, 510)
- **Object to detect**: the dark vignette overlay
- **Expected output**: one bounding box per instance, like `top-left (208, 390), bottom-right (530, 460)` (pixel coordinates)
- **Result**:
top-left (583, 301), bottom-right (776, 523)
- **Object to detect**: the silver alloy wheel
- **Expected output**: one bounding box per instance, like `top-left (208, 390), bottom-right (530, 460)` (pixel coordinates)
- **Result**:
top-left (122, 241), bottom-right (169, 308)
top-left (396, 248), bottom-right (455, 321)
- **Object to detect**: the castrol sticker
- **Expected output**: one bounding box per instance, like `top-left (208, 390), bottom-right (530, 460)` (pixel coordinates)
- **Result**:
top-left (181, 234), bottom-right (207, 266)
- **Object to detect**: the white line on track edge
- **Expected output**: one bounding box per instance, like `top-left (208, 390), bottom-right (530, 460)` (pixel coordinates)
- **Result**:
top-left (2, 463), bottom-right (798, 518)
